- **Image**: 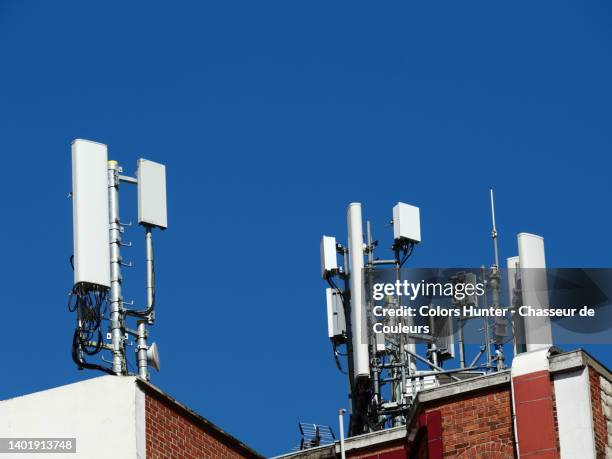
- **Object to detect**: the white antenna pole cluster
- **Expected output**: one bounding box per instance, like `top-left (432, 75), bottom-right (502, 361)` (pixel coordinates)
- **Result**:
top-left (69, 140), bottom-right (166, 381)
top-left (321, 201), bottom-right (422, 435)
top-left (320, 193), bottom-right (558, 436)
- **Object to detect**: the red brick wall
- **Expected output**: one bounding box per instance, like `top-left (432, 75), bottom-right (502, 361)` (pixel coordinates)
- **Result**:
top-left (348, 444), bottom-right (407, 459)
top-left (549, 379), bottom-right (561, 458)
top-left (422, 386), bottom-right (515, 458)
top-left (512, 371), bottom-right (558, 459)
top-left (589, 367), bottom-right (608, 458)
top-left (145, 393), bottom-right (253, 459)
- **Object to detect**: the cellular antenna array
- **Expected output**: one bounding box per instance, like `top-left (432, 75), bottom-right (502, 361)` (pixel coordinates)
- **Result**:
top-left (319, 195), bottom-right (554, 437)
top-left (69, 139), bottom-right (167, 381)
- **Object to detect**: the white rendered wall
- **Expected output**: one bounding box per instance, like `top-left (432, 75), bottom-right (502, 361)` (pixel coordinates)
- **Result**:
top-left (0, 376), bottom-right (145, 459)
top-left (554, 367), bottom-right (596, 459)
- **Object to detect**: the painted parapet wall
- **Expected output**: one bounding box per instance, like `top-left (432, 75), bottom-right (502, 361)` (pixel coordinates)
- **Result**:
top-left (0, 376), bottom-right (261, 459)
top-left (0, 376), bottom-right (144, 458)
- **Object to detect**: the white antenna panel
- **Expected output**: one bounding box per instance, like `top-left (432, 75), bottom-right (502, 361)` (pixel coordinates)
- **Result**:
top-left (506, 256), bottom-right (520, 304)
top-left (517, 233), bottom-right (553, 351)
top-left (71, 139), bottom-right (111, 288)
top-left (137, 159), bottom-right (167, 229)
top-left (320, 235), bottom-right (338, 278)
top-left (326, 288), bottom-right (346, 339)
top-left (347, 202), bottom-right (370, 379)
top-left (392, 202), bottom-right (421, 243)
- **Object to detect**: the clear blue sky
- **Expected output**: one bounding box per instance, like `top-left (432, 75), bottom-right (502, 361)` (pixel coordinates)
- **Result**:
top-left (1, 1), bottom-right (611, 456)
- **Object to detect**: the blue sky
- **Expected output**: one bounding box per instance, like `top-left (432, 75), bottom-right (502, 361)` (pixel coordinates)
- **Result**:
top-left (1, 1), bottom-right (611, 456)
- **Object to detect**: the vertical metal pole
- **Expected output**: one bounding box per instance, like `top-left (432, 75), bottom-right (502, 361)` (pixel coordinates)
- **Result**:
top-left (338, 409), bottom-right (346, 459)
top-left (108, 160), bottom-right (126, 375)
top-left (340, 248), bottom-right (358, 435)
top-left (365, 221), bottom-right (381, 407)
top-left (457, 317), bottom-right (466, 368)
top-left (366, 221), bottom-right (373, 265)
top-left (394, 250), bottom-right (408, 406)
top-left (136, 226), bottom-right (155, 380)
top-left (136, 321), bottom-right (148, 379)
top-left (481, 266), bottom-right (492, 369)
top-left (145, 226), bottom-right (154, 314)
top-left (490, 188), bottom-right (500, 268)
top-left (429, 315), bottom-right (438, 367)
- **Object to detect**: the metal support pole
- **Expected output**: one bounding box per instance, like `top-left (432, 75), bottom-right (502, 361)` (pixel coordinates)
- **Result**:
top-left (490, 188), bottom-right (500, 269)
top-left (136, 321), bottom-right (148, 379)
top-left (404, 349), bottom-right (461, 382)
top-left (457, 318), bottom-right (466, 368)
top-left (481, 266), bottom-right (492, 369)
top-left (395, 252), bottom-right (408, 404)
top-left (145, 226), bottom-right (154, 315)
top-left (365, 221), bottom-right (381, 407)
top-left (366, 221), bottom-right (374, 266)
top-left (428, 315), bottom-right (438, 367)
top-left (338, 409), bottom-right (346, 459)
top-left (136, 226), bottom-right (155, 380)
top-left (108, 160), bottom-right (126, 375)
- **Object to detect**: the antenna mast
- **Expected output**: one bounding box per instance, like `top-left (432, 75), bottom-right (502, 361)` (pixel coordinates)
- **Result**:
top-left (108, 160), bottom-right (127, 374)
top-left (320, 199), bottom-right (514, 436)
top-left (69, 140), bottom-right (167, 381)
top-left (488, 188), bottom-right (506, 370)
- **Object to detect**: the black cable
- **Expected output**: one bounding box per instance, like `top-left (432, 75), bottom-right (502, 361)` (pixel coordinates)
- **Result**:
top-left (399, 242), bottom-right (415, 267)
top-left (326, 277), bottom-right (346, 306)
top-left (332, 342), bottom-right (347, 375)
top-left (71, 329), bottom-right (114, 375)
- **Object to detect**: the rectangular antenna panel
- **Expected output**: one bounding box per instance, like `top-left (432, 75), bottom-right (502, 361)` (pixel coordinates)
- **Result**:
top-left (137, 159), bottom-right (167, 229)
top-left (71, 139), bottom-right (111, 288)
top-left (506, 256), bottom-right (520, 302)
top-left (392, 202), bottom-right (421, 243)
top-left (326, 288), bottom-right (346, 339)
top-left (375, 330), bottom-right (386, 352)
top-left (320, 235), bottom-right (338, 278)
top-left (347, 202), bottom-right (370, 378)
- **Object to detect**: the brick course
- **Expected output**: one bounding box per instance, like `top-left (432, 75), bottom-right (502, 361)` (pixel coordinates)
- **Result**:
top-left (145, 392), bottom-right (257, 459)
top-left (421, 385), bottom-right (515, 458)
top-left (590, 367), bottom-right (608, 458)
top-left (347, 444), bottom-right (407, 459)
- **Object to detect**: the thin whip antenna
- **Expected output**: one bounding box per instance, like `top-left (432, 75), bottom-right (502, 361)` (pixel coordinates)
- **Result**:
top-left (490, 187), bottom-right (500, 268)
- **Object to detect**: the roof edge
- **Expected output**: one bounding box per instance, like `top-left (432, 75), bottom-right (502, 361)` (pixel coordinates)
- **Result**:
top-left (135, 378), bottom-right (264, 458)
top-left (549, 348), bottom-right (612, 381)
